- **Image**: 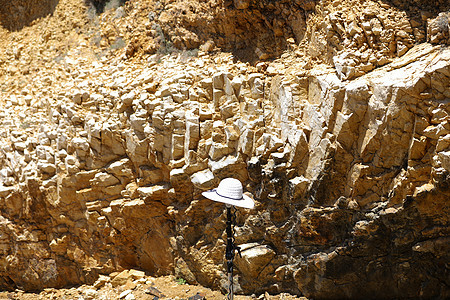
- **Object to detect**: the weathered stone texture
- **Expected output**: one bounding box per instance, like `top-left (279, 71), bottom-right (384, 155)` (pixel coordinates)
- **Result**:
top-left (0, 0), bottom-right (449, 299)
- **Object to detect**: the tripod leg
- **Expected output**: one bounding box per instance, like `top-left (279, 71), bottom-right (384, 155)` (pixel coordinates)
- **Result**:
top-left (226, 206), bottom-right (234, 300)
top-left (227, 267), bottom-right (234, 300)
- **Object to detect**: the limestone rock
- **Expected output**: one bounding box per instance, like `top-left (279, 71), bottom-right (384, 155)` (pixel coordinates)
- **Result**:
top-left (0, 2), bottom-right (448, 298)
top-left (107, 158), bottom-right (134, 178)
top-left (90, 172), bottom-right (120, 187)
top-left (235, 243), bottom-right (276, 279)
top-left (137, 185), bottom-right (169, 203)
top-left (427, 12), bottom-right (450, 45)
top-left (93, 275), bottom-right (110, 289)
top-left (190, 169), bottom-right (216, 190)
top-left (111, 270), bottom-right (131, 288)
top-left (0, 186), bottom-right (16, 198)
top-left (209, 154), bottom-right (248, 182)
top-left (288, 176), bottom-right (310, 200)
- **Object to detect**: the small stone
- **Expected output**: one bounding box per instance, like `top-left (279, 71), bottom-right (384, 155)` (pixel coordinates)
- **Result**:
top-left (84, 288), bottom-right (98, 300)
top-left (37, 162), bottom-right (56, 174)
top-left (119, 289), bottom-right (132, 299)
top-left (111, 270), bottom-right (130, 287)
top-left (121, 91), bottom-right (136, 107)
top-left (145, 286), bottom-right (165, 297)
top-left (93, 275), bottom-right (110, 289)
top-left (125, 293), bottom-right (136, 300)
top-left (234, 0), bottom-right (250, 9)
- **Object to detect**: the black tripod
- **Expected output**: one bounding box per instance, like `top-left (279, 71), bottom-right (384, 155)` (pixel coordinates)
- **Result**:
top-left (225, 205), bottom-right (241, 300)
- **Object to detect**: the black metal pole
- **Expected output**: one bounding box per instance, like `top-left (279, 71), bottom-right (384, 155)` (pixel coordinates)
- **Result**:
top-left (225, 205), bottom-right (234, 300)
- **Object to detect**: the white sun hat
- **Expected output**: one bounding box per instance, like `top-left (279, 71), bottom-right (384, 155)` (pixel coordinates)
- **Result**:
top-left (202, 178), bottom-right (254, 209)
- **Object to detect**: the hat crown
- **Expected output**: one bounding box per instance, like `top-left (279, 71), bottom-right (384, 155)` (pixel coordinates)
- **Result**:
top-left (216, 178), bottom-right (243, 200)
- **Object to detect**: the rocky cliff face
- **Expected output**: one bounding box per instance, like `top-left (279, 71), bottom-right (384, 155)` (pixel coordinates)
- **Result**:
top-left (0, 0), bottom-right (59, 31)
top-left (0, 0), bottom-right (449, 299)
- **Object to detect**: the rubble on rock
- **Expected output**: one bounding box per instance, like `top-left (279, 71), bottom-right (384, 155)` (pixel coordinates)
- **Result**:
top-left (0, 272), bottom-right (305, 300)
top-left (0, 0), bottom-right (449, 299)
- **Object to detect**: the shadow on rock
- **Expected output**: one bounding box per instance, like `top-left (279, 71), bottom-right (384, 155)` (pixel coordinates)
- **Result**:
top-left (0, 0), bottom-right (59, 31)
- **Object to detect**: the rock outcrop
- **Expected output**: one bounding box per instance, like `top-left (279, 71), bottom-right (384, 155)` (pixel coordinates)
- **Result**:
top-left (0, 0), bottom-right (59, 31)
top-left (0, 0), bottom-right (449, 299)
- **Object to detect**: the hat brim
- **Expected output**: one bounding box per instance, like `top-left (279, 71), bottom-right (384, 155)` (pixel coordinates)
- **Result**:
top-left (202, 190), bottom-right (255, 209)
